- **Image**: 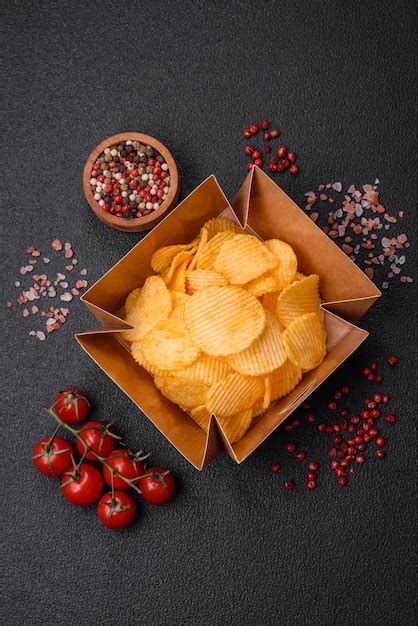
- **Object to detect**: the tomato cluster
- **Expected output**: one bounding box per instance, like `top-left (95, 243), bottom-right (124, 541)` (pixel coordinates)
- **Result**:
top-left (33, 388), bottom-right (175, 530)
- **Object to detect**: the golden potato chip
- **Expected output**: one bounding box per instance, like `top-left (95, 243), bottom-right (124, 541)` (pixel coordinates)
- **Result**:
top-left (264, 239), bottom-right (297, 290)
top-left (214, 234), bottom-right (278, 285)
top-left (186, 269), bottom-right (228, 294)
top-left (167, 260), bottom-right (188, 293)
top-left (244, 272), bottom-right (279, 297)
top-left (151, 243), bottom-right (193, 274)
top-left (282, 313), bottom-right (326, 370)
top-left (154, 375), bottom-right (209, 408)
top-left (190, 405), bottom-right (211, 431)
top-left (294, 271), bottom-right (308, 281)
top-left (162, 249), bottom-right (195, 285)
top-left (174, 355), bottom-right (233, 385)
top-left (131, 341), bottom-right (171, 377)
top-left (216, 409), bottom-right (252, 444)
top-left (228, 311), bottom-right (286, 375)
top-left (206, 372), bottom-right (264, 416)
top-left (196, 231), bottom-right (236, 271)
top-left (261, 291), bottom-right (280, 312)
top-left (123, 276), bottom-right (172, 342)
top-left (124, 287), bottom-right (142, 315)
top-left (184, 285), bottom-right (266, 356)
top-left (141, 317), bottom-right (200, 370)
top-left (187, 227), bottom-right (208, 272)
top-left (276, 274), bottom-right (321, 327)
top-left (203, 217), bottom-right (242, 240)
top-left (268, 359), bottom-right (303, 401)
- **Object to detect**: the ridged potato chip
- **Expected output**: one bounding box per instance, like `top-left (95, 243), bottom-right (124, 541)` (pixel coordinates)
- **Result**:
top-left (268, 359), bottom-right (303, 401)
top-left (131, 341), bottom-right (171, 377)
top-left (162, 249), bottom-right (195, 285)
top-left (243, 273), bottom-right (278, 297)
top-left (294, 271), bottom-right (308, 281)
top-left (190, 404), bottom-right (212, 431)
top-left (214, 234), bottom-right (278, 285)
top-left (167, 260), bottom-right (188, 293)
top-left (154, 375), bottom-right (209, 408)
top-left (187, 227), bottom-right (208, 272)
top-left (186, 269), bottom-right (228, 294)
top-left (216, 409), bottom-right (253, 444)
top-left (282, 313), bottom-right (326, 370)
top-left (206, 372), bottom-right (264, 416)
top-left (261, 291), bottom-right (280, 312)
top-left (264, 239), bottom-right (297, 290)
top-left (170, 292), bottom-right (190, 320)
top-left (124, 287), bottom-right (142, 315)
top-left (196, 231), bottom-right (236, 271)
top-left (203, 217), bottom-right (242, 240)
top-left (175, 355), bottom-right (233, 385)
top-left (123, 276), bottom-right (172, 342)
top-left (228, 311), bottom-right (286, 375)
top-left (141, 317), bottom-right (200, 370)
top-left (276, 274), bottom-right (321, 327)
top-left (184, 285), bottom-right (266, 356)
top-left (151, 243), bottom-right (193, 274)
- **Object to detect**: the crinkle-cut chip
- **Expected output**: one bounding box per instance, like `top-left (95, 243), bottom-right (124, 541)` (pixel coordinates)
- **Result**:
top-left (216, 409), bottom-right (253, 444)
top-left (276, 274), bottom-right (321, 327)
top-left (170, 291), bottom-right (190, 320)
top-left (162, 249), bottom-right (195, 285)
top-left (196, 231), bottom-right (236, 271)
top-left (268, 360), bottom-right (303, 401)
top-left (190, 404), bottom-right (211, 431)
top-left (141, 317), bottom-right (200, 370)
top-left (282, 313), bottom-right (327, 370)
top-left (123, 276), bottom-right (172, 342)
top-left (186, 269), bottom-right (228, 294)
top-left (184, 285), bottom-right (266, 356)
top-left (167, 260), bottom-right (188, 293)
top-left (294, 271), bottom-right (308, 281)
top-left (174, 355), bottom-right (233, 385)
top-left (264, 239), bottom-right (297, 290)
top-left (206, 372), bottom-right (264, 416)
top-left (228, 311), bottom-right (286, 375)
top-left (252, 399), bottom-right (265, 418)
top-left (124, 287), bottom-right (142, 315)
top-left (203, 217), bottom-right (242, 241)
top-left (154, 375), bottom-right (209, 409)
top-left (244, 272), bottom-right (278, 297)
top-left (261, 291), bottom-right (280, 312)
top-left (214, 234), bottom-right (278, 285)
top-left (151, 243), bottom-right (193, 274)
top-left (188, 227), bottom-right (208, 272)
top-left (131, 341), bottom-right (171, 377)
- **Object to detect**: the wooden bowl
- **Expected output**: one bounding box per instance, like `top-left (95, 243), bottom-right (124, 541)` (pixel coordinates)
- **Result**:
top-left (83, 132), bottom-right (179, 232)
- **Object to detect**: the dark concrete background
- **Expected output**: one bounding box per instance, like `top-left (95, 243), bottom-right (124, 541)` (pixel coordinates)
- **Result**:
top-left (1, 1), bottom-right (416, 624)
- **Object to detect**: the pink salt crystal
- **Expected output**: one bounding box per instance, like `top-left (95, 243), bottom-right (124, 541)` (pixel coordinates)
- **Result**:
top-left (51, 240), bottom-right (63, 251)
top-left (399, 211), bottom-right (404, 217)
top-left (60, 292), bottom-right (73, 302)
top-left (65, 248), bottom-right (73, 259)
top-left (59, 281), bottom-right (68, 288)
top-left (320, 194), bottom-right (328, 201)
top-left (318, 184), bottom-right (325, 191)
top-left (75, 279), bottom-right (87, 289)
top-left (310, 213), bottom-right (319, 223)
top-left (384, 214), bottom-right (397, 223)
top-left (29, 331), bottom-right (36, 336)
top-left (72, 258), bottom-right (78, 265)
top-left (31, 305), bottom-right (39, 314)
top-left (365, 268), bottom-right (375, 280)
top-left (29, 259), bottom-right (37, 265)
top-left (65, 265), bottom-right (73, 271)
top-left (32, 250), bottom-right (41, 257)
top-left (342, 244), bottom-right (353, 254)
top-left (36, 331), bottom-right (46, 341)
top-left (71, 288), bottom-right (80, 296)
top-left (80, 269), bottom-right (87, 276)
top-left (26, 246), bottom-right (35, 254)
top-left (332, 182), bottom-right (342, 192)
top-left (60, 307), bottom-right (69, 316)
top-left (43, 258), bottom-right (50, 264)
top-left (19, 267), bottom-right (27, 275)
top-left (397, 234), bottom-right (407, 244)
top-left (22, 308), bottom-right (29, 317)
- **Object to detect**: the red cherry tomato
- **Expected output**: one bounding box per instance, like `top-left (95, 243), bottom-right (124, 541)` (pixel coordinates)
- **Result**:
top-left (61, 463), bottom-right (103, 506)
top-left (102, 449), bottom-right (144, 490)
top-left (97, 491), bottom-right (136, 529)
top-left (53, 388), bottom-right (90, 424)
top-left (139, 466), bottom-right (175, 505)
top-left (32, 436), bottom-right (73, 477)
top-left (76, 420), bottom-right (117, 460)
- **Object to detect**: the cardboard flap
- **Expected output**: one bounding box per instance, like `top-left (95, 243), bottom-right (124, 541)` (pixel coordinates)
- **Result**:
top-left (81, 300), bottom-right (131, 329)
top-left (231, 165), bottom-right (254, 228)
top-left (232, 167), bottom-right (380, 324)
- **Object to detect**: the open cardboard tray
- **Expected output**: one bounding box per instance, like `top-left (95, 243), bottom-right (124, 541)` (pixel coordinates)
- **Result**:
top-left (76, 167), bottom-right (381, 469)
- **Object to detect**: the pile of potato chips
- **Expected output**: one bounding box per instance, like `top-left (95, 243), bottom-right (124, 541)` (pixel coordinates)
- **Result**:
top-left (123, 218), bottom-right (327, 444)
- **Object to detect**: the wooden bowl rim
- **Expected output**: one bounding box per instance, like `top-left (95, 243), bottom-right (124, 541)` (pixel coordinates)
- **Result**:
top-left (82, 132), bottom-right (179, 231)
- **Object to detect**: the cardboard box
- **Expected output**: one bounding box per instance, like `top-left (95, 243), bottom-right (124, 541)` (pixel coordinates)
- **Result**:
top-left (77, 168), bottom-right (380, 469)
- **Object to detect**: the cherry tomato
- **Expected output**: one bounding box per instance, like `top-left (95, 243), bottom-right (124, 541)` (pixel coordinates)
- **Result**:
top-left (53, 387), bottom-right (90, 424)
top-left (102, 449), bottom-right (144, 490)
top-left (97, 491), bottom-right (136, 530)
top-left (76, 420), bottom-right (117, 460)
top-left (139, 466), bottom-right (175, 505)
top-left (61, 463), bottom-right (103, 506)
top-left (32, 436), bottom-right (73, 477)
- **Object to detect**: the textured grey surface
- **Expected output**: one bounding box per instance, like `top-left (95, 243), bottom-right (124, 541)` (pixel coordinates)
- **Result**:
top-left (1, 1), bottom-right (416, 624)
